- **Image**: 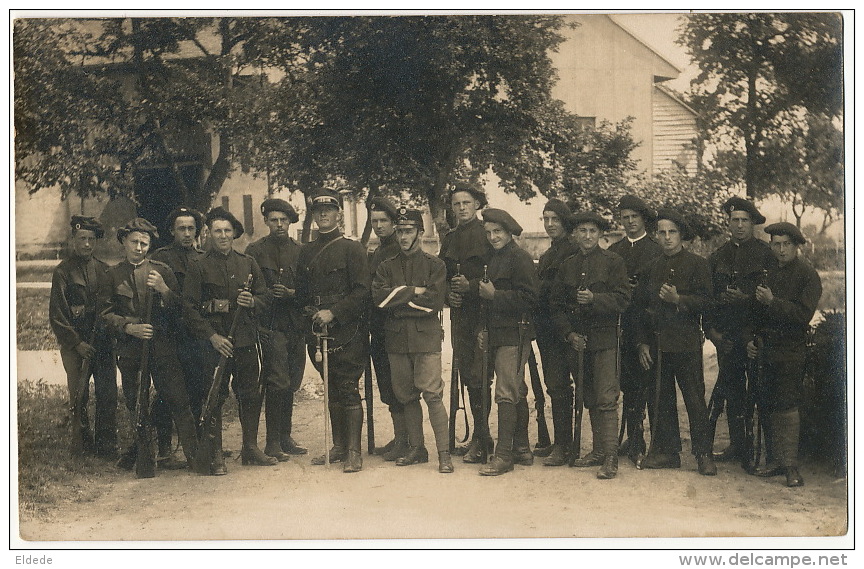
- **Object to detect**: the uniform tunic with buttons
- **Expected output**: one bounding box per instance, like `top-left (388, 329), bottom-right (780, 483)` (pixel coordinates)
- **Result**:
top-left (296, 228), bottom-right (371, 406)
top-left (438, 216), bottom-right (493, 390)
top-left (753, 256), bottom-right (822, 412)
top-left (368, 232), bottom-right (402, 410)
top-left (182, 248), bottom-right (269, 402)
top-left (634, 248), bottom-right (713, 455)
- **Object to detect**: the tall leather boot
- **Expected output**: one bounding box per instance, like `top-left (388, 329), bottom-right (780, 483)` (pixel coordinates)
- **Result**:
top-left (512, 398), bottom-right (534, 466)
top-left (264, 388), bottom-right (290, 461)
top-left (171, 406), bottom-right (199, 469)
top-left (543, 396), bottom-right (573, 466)
top-left (210, 412), bottom-right (227, 476)
top-left (571, 408), bottom-right (603, 467)
top-left (382, 408), bottom-right (410, 462)
top-left (480, 402), bottom-right (516, 476)
top-left (756, 412), bottom-right (783, 477)
top-left (714, 412), bottom-right (746, 462)
top-left (396, 400), bottom-right (429, 466)
top-left (597, 408), bottom-right (619, 479)
top-left (239, 395), bottom-right (278, 466)
top-left (463, 386), bottom-right (493, 464)
top-left (776, 409), bottom-right (804, 487)
top-left (312, 403), bottom-right (347, 465)
top-left (153, 397), bottom-right (173, 461)
top-left (623, 398), bottom-right (646, 463)
top-left (343, 404), bottom-right (364, 473)
top-left (280, 390), bottom-right (307, 455)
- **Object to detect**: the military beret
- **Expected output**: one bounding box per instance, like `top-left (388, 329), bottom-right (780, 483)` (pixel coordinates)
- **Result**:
top-left (70, 215), bottom-right (104, 238)
top-left (764, 222), bottom-right (806, 245)
top-left (656, 208), bottom-right (695, 241)
top-left (117, 217), bottom-right (159, 243)
top-left (482, 208), bottom-right (523, 236)
top-left (261, 198), bottom-right (299, 223)
top-left (617, 194), bottom-right (656, 222)
top-left (310, 189), bottom-right (343, 212)
top-left (204, 206), bottom-right (244, 238)
top-left (395, 206), bottom-right (425, 232)
top-left (544, 199), bottom-right (577, 232)
top-left (165, 206), bottom-right (204, 236)
top-left (449, 181), bottom-right (488, 209)
top-left (369, 196), bottom-right (399, 221)
top-left (722, 197), bottom-right (766, 225)
top-left (570, 211), bottom-right (611, 233)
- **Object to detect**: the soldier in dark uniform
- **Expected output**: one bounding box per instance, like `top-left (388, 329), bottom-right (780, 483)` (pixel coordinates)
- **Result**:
top-left (705, 198), bottom-right (776, 466)
top-left (297, 189), bottom-right (371, 473)
top-left (747, 222), bottom-right (822, 487)
top-left (372, 208), bottom-right (452, 473)
top-left (367, 197), bottom-right (406, 461)
top-left (438, 182), bottom-right (494, 463)
top-left (535, 199), bottom-right (579, 466)
top-left (634, 209), bottom-right (716, 475)
top-left (183, 207), bottom-right (276, 474)
top-left (149, 206), bottom-right (206, 469)
top-left (49, 215), bottom-right (117, 459)
top-left (99, 218), bottom-right (198, 474)
top-left (550, 211), bottom-right (630, 479)
top-left (607, 195), bottom-right (663, 463)
top-left (476, 209), bottom-right (539, 476)
top-left (245, 198), bottom-right (308, 461)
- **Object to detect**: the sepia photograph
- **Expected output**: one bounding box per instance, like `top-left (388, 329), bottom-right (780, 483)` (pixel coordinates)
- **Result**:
top-left (9, 8), bottom-right (851, 555)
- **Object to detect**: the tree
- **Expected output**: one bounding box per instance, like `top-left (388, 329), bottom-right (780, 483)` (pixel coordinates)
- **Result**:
top-left (678, 12), bottom-right (843, 214)
top-left (256, 15), bottom-right (579, 236)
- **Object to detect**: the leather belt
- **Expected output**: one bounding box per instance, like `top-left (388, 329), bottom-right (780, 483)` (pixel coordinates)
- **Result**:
top-left (312, 294), bottom-right (343, 306)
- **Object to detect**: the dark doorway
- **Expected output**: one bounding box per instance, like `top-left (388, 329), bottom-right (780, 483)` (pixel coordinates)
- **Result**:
top-left (134, 165), bottom-right (203, 249)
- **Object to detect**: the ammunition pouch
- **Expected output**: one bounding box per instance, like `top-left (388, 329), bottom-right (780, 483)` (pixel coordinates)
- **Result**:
top-left (204, 299), bottom-right (231, 314)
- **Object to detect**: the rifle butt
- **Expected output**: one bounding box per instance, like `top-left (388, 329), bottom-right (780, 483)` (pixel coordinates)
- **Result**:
top-left (364, 358), bottom-right (375, 454)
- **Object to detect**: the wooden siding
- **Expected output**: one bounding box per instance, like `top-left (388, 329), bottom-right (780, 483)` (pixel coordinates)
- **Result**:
top-left (652, 87), bottom-right (698, 175)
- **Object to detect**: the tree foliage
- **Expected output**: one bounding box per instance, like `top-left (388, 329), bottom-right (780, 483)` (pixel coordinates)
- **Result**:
top-left (678, 12), bottom-right (844, 228)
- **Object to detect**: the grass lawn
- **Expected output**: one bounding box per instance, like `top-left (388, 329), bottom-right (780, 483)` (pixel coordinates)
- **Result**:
top-left (16, 288), bottom-right (57, 351)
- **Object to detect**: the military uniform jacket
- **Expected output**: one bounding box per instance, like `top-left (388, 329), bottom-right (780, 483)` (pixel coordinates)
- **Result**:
top-left (705, 237), bottom-right (777, 340)
top-left (244, 234), bottom-right (303, 333)
top-left (608, 233), bottom-right (663, 340)
top-left (49, 255), bottom-right (109, 350)
top-left (485, 240), bottom-right (538, 348)
top-left (438, 217), bottom-right (493, 318)
top-left (634, 249), bottom-right (712, 353)
top-left (98, 259), bottom-right (181, 358)
top-left (150, 242), bottom-right (204, 293)
top-left (550, 246), bottom-right (630, 352)
top-left (296, 229), bottom-right (371, 343)
top-left (182, 248), bottom-right (268, 349)
top-left (372, 248), bottom-right (446, 354)
top-left (537, 236), bottom-right (578, 322)
top-left (755, 256), bottom-right (822, 349)
top-left (368, 232), bottom-right (401, 330)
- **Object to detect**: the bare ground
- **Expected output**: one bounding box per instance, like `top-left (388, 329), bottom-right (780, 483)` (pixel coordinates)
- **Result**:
top-left (16, 345), bottom-right (848, 543)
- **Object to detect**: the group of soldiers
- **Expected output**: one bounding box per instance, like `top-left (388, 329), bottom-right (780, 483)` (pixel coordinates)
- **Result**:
top-left (49, 183), bottom-right (822, 487)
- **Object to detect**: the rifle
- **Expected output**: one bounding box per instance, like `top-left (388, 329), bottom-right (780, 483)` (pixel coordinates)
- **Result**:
top-left (314, 323), bottom-right (332, 467)
top-left (364, 354), bottom-right (375, 455)
top-left (193, 273), bottom-right (254, 475)
top-left (134, 286), bottom-right (156, 478)
top-left (528, 346), bottom-right (552, 452)
top-left (478, 264), bottom-right (491, 463)
top-left (568, 272), bottom-right (588, 466)
top-left (637, 333), bottom-right (663, 470)
top-left (448, 263), bottom-right (470, 454)
top-left (744, 334), bottom-right (766, 474)
top-left (70, 329), bottom-right (97, 457)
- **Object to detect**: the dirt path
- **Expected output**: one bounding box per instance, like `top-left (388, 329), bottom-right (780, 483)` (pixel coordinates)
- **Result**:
top-left (18, 376), bottom-right (848, 543)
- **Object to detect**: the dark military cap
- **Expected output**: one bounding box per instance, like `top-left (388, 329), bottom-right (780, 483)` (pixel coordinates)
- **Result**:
top-left (656, 208), bottom-right (695, 241)
top-left (117, 217), bottom-right (159, 243)
top-left (449, 181), bottom-right (488, 209)
top-left (570, 211), bottom-right (611, 233)
top-left (70, 215), bottom-right (104, 238)
top-left (310, 189), bottom-right (343, 212)
top-left (764, 222), bottom-right (806, 245)
top-left (261, 198), bottom-right (299, 223)
top-left (204, 206), bottom-right (244, 238)
top-left (722, 197), bottom-right (766, 225)
top-left (369, 196), bottom-right (399, 221)
top-left (395, 206), bottom-right (425, 232)
top-left (617, 194), bottom-right (656, 222)
top-left (165, 206), bottom-right (204, 237)
top-left (544, 199), bottom-right (578, 232)
top-left (482, 208), bottom-right (523, 236)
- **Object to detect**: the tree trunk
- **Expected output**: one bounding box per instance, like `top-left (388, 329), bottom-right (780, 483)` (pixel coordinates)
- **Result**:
top-left (301, 198), bottom-right (314, 243)
top-left (360, 182), bottom-right (379, 248)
